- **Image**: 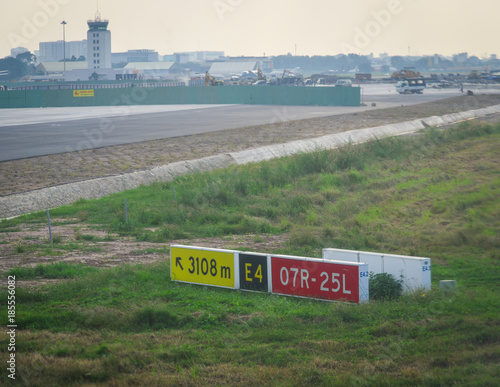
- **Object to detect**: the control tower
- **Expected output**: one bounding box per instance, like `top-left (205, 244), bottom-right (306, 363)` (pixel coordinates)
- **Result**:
top-left (87, 12), bottom-right (111, 69)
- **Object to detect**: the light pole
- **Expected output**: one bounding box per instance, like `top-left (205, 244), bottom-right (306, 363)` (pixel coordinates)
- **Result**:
top-left (61, 21), bottom-right (67, 73)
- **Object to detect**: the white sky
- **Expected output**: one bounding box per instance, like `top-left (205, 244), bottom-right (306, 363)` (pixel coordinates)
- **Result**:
top-left (1, 0), bottom-right (499, 59)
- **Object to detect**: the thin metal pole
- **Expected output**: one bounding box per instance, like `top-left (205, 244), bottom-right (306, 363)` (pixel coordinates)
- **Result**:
top-left (47, 210), bottom-right (53, 245)
top-left (61, 21), bottom-right (67, 73)
top-left (172, 186), bottom-right (177, 202)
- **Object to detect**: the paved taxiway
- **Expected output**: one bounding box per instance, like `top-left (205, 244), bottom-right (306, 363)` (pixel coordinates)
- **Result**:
top-left (0, 84), bottom-right (496, 161)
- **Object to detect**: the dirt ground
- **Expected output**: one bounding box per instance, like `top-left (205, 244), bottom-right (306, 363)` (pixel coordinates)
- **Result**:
top-left (1, 94), bottom-right (500, 286)
top-left (0, 220), bottom-right (288, 288)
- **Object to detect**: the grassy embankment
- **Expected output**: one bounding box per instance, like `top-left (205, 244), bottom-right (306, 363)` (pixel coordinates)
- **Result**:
top-left (0, 121), bottom-right (499, 385)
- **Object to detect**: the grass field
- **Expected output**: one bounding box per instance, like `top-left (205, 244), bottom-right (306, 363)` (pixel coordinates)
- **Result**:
top-left (0, 120), bottom-right (499, 385)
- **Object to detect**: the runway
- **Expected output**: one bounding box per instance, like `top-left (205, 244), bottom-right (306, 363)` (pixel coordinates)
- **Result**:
top-left (0, 84), bottom-right (490, 162)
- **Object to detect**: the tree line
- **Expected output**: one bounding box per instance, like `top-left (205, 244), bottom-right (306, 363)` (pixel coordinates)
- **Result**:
top-left (0, 51), bottom-right (86, 81)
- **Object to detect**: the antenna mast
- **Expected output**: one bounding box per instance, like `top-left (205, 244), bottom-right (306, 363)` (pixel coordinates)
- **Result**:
top-left (95, 0), bottom-right (101, 21)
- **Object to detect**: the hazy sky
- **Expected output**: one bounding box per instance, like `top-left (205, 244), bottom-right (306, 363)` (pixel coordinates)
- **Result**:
top-left (1, 0), bottom-right (499, 59)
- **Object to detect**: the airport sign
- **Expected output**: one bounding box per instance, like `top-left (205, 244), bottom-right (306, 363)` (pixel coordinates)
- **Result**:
top-left (170, 245), bottom-right (368, 303)
top-left (170, 245), bottom-right (236, 289)
top-left (238, 252), bottom-right (269, 293)
top-left (271, 255), bottom-right (369, 303)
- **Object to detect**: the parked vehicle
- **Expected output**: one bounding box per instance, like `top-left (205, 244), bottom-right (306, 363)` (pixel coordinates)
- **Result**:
top-left (203, 72), bottom-right (224, 86)
top-left (229, 76), bottom-right (240, 85)
top-left (396, 78), bottom-right (426, 94)
top-left (335, 79), bottom-right (352, 87)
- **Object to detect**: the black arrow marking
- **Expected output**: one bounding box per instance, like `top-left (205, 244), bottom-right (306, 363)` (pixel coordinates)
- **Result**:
top-left (176, 257), bottom-right (183, 270)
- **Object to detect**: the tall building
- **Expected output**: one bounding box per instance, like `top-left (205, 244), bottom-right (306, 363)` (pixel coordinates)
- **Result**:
top-left (87, 12), bottom-right (111, 69)
top-left (39, 40), bottom-right (87, 63)
top-left (112, 50), bottom-right (159, 66)
top-left (173, 51), bottom-right (225, 64)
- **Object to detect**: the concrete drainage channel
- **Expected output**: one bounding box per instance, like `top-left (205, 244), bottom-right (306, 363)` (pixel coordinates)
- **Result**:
top-left (2, 103), bottom-right (500, 219)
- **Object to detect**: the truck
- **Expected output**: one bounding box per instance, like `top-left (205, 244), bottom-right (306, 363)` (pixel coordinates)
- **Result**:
top-left (396, 78), bottom-right (426, 94)
top-left (335, 79), bottom-right (352, 87)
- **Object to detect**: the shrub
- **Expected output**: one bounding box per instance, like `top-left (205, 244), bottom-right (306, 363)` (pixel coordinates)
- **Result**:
top-left (369, 272), bottom-right (403, 300)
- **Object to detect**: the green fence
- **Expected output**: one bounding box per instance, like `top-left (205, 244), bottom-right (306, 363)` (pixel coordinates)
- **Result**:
top-left (0, 86), bottom-right (360, 109)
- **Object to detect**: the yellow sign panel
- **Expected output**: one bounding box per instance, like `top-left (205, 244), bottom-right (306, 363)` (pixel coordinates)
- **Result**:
top-left (73, 89), bottom-right (94, 97)
top-left (171, 246), bottom-right (235, 288)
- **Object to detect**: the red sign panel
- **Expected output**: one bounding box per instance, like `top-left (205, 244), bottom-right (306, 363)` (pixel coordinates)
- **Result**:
top-left (271, 256), bottom-right (361, 303)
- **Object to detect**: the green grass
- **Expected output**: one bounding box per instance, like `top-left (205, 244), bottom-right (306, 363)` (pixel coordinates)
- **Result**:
top-left (7, 239), bottom-right (105, 257)
top-left (0, 261), bottom-right (498, 385)
top-left (7, 122), bottom-right (498, 256)
top-left (0, 120), bottom-right (499, 385)
top-left (5, 262), bottom-right (99, 280)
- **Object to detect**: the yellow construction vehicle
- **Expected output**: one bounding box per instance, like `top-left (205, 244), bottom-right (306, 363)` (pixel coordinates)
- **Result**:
top-left (391, 67), bottom-right (421, 79)
top-left (204, 71), bottom-right (224, 86)
top-left (205, 71), bottom-right (215, 86)
top-left (257, 67), bottom-right (265, 81)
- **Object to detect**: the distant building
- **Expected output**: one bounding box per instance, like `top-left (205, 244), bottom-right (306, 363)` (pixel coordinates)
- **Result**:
top-left (36, 61), bottom-right (89, 74)
top-left (174, 51), bottom-right (225, 64)
top-left (87, 13), bottom-right (112, 69)
top-left (162, 54), bottom-right (175, 62)
top-left (33, 62), bottom-right (130, 81)
top-left (197, 51), bottom-right (225, 61)
top-left (226, 56), bottom-right (273, 72)
top-left (207, 56), bottom-right (273, 77)
top-left (38, 40), bottom-right (87, 62)
top-left (63, 68), bottom-right (125, 82)
top-left (123, 62), bottom-right (180, 78)
top-left (112, 50), bottom-right (159, 65)
top-left (379, 52), bottom-right (389, 60)
top-left (209, 61), bottom-right (258, 77)
top-left (453, 52), bottom-right (468, 65)
top-left (174, 52), bottom-right (191, 64)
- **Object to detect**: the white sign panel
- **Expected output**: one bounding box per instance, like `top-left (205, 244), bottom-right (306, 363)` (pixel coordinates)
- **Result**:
top-left (322, 248), bottom-right (431, 292)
